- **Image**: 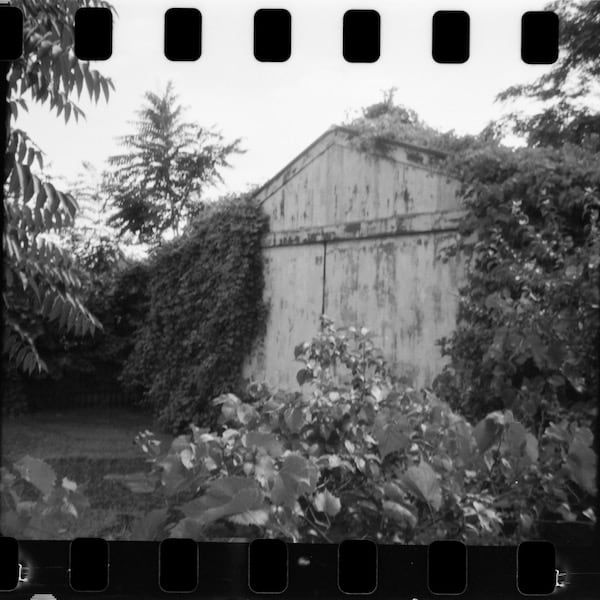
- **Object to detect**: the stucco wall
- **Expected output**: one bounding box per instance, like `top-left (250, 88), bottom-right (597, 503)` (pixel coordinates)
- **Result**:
top-left (243, 129), bottom-right (466, 389)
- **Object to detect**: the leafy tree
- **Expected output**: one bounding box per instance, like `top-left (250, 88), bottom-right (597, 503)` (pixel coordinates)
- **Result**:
top-left (496, 0), bottom-right (600, 150)
top-left (3, 0), bottom-right (116, 374)
top-left (107, 81), bottom-right (243, 244)
top-left (433, 0), bottom-right (600, 426)
top-left (4, 163), bottom-right (145, 394)
top-left (61, 162), bottom-right (127, 277)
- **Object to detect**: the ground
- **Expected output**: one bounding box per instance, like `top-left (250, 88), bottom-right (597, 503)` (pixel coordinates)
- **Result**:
top-left (1, 408), bottom-right (172, 539)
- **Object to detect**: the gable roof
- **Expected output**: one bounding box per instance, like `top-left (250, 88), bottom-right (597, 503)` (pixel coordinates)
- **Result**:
top-left (251, 126), bottom-right (449, 204)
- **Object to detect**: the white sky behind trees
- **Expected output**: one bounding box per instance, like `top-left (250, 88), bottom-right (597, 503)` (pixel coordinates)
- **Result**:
top-left (16, 0), bottom-right (553, 200)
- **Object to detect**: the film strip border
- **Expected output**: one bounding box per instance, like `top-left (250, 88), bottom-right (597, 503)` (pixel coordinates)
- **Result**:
top-left (3, 537), bottom-right (600, 597)
top-left (0, 6), bottom-right (559, 64)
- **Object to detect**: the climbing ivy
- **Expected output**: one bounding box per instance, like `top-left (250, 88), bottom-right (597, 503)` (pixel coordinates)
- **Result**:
top-left (121, 195), bottom-right (269, 433)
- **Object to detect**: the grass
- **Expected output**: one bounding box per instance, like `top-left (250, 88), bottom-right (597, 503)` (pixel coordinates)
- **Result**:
top-left (1, 407), bottom-right (172, 539)
top-left (1, 407), bottom-right (171, 461)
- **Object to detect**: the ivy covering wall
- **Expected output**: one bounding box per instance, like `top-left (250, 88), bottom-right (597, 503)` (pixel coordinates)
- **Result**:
top-left (121, 195), bottom-right (269, 433)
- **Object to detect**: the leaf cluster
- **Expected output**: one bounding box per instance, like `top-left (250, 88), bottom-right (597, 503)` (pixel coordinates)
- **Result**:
top-left (0, 455), bottom-right (90, 539)
top-left (3, 0), bottom-right (116, 375)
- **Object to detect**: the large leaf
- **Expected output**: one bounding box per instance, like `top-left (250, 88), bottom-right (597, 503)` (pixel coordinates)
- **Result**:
top-left (523, 433), bottom-right (539, 464)
top-left (383, 481), bottom-right (406, 503)
top-left (383, 501), bottom-right (417, 528)
top-left (566, 440), bottom-right (597, 495)
top-left (375, 423), bottom-right (411, 460)
top-left (130, 508), bottom-right (169, 541)
top-left (227, 509), bottom-right (270, 526)
top-left (156, 454), bottom-right (190, 496)
top-left (254, 455), bottom-right (277, 488)
top-left (296, 368), bottom-right (313, 386)
top-left (180, 477), bottom-right (265, 526)
top-left (313, 489), bottom-right (341, 517)
top-left (169, 517), bottom-right (205, 540)
top-left (237, 403), bottom-right (258, 425)
top-left (401, 461), bottom-right (443, 511)
top-left (472, 415), bottom-right (504, 454)
top-left (284, 406), bottom-right (305, 433)
top-left (270, 454), bottom-right (319, 508)
top-left (244, 432), bottom-right (284, 458)
top-left (13, 456), bottom-right (56, 496)
top-left (500, 421), bottom-right (539, 465)
top-left (279, 454), bottom-right (319, 494)
top-left (270, 474), bottom-right (296, 508)
top-left (450, 419), bottom-right (475, 462)
top-left (170, 435), bottom-right (192, 453)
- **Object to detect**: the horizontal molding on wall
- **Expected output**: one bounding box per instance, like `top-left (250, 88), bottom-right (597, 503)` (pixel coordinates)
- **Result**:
top-left (262, 208), bottom-right (467, 247)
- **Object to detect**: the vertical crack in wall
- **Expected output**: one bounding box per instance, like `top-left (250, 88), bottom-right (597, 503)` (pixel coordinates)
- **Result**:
top-left (321, 241), bottom-right (327, 318)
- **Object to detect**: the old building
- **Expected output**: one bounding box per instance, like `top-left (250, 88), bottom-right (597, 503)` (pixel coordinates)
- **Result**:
top-left (244, 126), bottom-right (466, 389)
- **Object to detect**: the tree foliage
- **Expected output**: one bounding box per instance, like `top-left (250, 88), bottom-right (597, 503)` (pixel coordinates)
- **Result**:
top-left (343, 88), bottom-right (491, 156)
top-left (107, 81), bottom-right (243, 244)
top-left (121, 195), bottom-right (268, 432)
top-left (3, 0), bottom-right (116, 374)
top-left (62, 161), bottom-right (127, 277)
top-left (132, 320), bottom-right (596, 543)
top-left (435, 143), bottom-right (599, 425)
top-left (432, 0), bottom-right (600, 426)
top-left (496, 0), bottom-right (600, 151)
top-left (20, 260), bottom-right (150, 386)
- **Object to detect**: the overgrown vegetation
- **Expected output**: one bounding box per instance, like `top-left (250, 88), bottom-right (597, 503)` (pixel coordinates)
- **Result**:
top-left (4, 323), bottom-right (595, 542)
top-left (435, 143), bottom-right (599, 427)
top-left (495, 0), bottom-right (600, 152)
top-left (341, 1), bottom-right (600, 432)
top-left (106, 81), bottom-right (243, 244)
top-left (4, 0), bottom-right (597, 545)
top-left (3, 0), bottom-right (115, 375)
top-left (131, 320), bottom-right (596, 543)
top-left (120, 195), bottom-right (269, 433)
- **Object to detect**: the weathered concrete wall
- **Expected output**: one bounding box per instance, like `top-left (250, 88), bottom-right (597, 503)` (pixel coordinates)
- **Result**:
top-left (243, 128), bottom-right (466, 389)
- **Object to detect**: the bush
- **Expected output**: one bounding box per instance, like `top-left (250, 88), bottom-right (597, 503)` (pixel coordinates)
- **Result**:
top-left (435, 144), bottom-right (600, 427)
top-left (132, 319), bottom-right (596, 543)
top-left (122, 195), bottom-right (268, 433)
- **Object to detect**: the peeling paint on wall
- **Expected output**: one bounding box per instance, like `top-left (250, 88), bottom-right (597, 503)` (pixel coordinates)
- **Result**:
top-left (243, 128), bottom-right (465, 389)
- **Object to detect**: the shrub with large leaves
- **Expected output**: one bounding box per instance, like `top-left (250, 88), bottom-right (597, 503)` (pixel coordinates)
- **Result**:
top-left (3, 0), bottom-right (115, 374)
top-left (132, 320), bottom-right (596, 543)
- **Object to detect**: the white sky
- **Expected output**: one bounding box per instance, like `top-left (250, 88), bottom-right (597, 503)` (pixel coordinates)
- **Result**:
top-left (15, 0), bottom-right (554, 198)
